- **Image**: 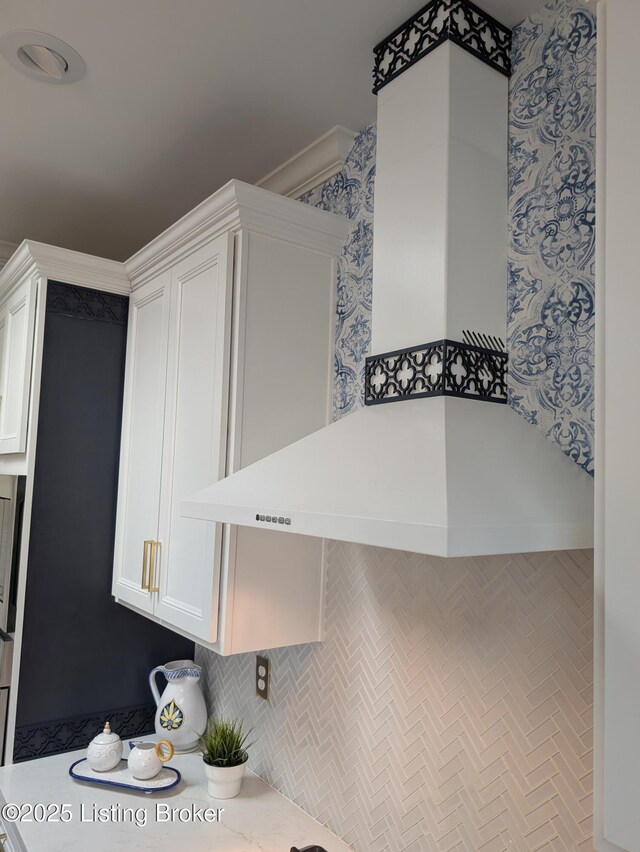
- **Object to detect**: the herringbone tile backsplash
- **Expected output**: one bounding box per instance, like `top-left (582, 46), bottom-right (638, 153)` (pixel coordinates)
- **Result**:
top-left (197, 544), bottom-right (593, 851)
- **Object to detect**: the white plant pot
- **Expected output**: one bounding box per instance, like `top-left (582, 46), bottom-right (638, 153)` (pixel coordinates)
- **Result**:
top-left (203, 760), bottom-right (247, 799)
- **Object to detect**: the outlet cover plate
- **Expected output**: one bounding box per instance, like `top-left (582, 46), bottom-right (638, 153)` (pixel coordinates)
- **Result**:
top-left (256, 655), bottom-right (270, 700)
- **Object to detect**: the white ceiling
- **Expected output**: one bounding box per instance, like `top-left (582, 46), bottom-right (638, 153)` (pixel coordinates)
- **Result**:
top-left (0, 0), bottom-right (544, 261)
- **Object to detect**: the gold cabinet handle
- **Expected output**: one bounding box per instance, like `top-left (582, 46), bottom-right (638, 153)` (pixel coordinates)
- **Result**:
top-left (149, 541), bottom-right (161, 593)
top-left (142, 539), bottom-right (153, 590)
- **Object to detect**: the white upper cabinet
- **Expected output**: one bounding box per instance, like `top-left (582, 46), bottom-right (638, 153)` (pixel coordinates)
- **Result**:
top-left (113, 180), bottom-right (349, 654)
top-left (0, 242), bottom-right (130, 468)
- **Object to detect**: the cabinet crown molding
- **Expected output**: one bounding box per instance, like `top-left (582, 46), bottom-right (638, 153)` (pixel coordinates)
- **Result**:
top-left (125, 179), bottom-right (351, 290)
top-left (256, 126), bottom-right (356, 199)
top-left (0, 179), bottom-right (351, 299)
top-left (0, 240), bottom-right (130, 304)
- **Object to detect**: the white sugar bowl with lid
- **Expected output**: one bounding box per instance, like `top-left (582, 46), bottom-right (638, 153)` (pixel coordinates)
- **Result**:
top-left (87, 722), bottom-right (123, 772)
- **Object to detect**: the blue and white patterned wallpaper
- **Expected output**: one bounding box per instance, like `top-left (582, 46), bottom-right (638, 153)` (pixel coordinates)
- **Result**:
top-left (299, 126), bottom-right (376, 420)
top-left (301, 0), bottom-right (596, 474)
top-left (508, 0), bottom-right (596, 473)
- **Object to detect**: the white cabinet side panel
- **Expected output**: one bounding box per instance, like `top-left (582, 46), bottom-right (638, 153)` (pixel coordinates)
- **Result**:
top-left (222, 231), bottom-right (332, 653)
top-left (226, 528), bottom-right (325, 655)
top-left (600, 1), bottom-right (640, 848)
top-left (232, 232), bottom-right (334, 470)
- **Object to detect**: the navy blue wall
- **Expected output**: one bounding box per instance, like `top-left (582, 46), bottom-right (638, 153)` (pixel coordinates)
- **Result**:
top-left (14, 282), bottom-right (194, 761)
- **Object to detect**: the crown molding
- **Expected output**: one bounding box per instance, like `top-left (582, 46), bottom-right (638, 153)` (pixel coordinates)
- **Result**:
top-left (126, 179), bottom-right (350, 289)
top-left (0, 240), bottom-right (130, 304)
top-left (256, 126), bottom-right (356, 199)
top-left (0, 243), bottom-right (38, 304)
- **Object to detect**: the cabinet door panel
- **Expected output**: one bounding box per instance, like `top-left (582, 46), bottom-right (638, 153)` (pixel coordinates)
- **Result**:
top-left (112, 273), bottom-right (171, 613)
top-left (0, 276), bottom-right (37, 454)
top-left (155, 235), bottom-right (232, 640)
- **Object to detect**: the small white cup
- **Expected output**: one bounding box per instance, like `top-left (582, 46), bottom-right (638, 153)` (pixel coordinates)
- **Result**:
top-left (128, 740), bottom-right (174, 780)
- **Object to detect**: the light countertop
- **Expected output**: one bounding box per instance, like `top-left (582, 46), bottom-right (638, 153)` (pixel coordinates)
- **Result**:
top-left (0, 749), bottom-right (353, 851)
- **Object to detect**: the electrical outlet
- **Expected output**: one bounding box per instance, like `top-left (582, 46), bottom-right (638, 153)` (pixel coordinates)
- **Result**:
top-left (256, 655), bottom-right (270, 700)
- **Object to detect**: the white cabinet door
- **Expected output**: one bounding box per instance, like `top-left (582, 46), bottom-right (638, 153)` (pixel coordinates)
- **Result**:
top-left (112, 272), bottom-right (171, 613)
top-left (0, 276), bottom-right (37, 454)
top-left (154, 235), bottom-right (232, 641)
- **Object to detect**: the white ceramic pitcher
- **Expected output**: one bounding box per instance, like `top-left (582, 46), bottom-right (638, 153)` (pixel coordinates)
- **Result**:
top-left (149, 659), bottom-right (207, 753)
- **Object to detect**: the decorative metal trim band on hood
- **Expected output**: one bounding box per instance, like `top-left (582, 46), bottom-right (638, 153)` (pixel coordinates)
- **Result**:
top-left (372, 0), bottom-right (512, 94)
top-left (365, 338), bottom-right (508, 405)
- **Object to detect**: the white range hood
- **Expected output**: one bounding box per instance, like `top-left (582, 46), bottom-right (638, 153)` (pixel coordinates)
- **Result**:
top-left (184, 3), bottom-right (594, 557)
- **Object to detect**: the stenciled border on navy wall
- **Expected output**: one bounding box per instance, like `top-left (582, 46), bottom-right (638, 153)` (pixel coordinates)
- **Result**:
top-left (365, 338), bottom-right (508, 405)
top-left (14, 703), bottom-right (156, 762)
top-left (373, 0), bottom-right (512, 94)
top-left (47, 280), bottom-right (129, 325)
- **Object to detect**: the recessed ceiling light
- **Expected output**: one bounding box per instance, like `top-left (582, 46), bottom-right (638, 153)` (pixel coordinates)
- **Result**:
top-left (0, 30), bottom-right (85, 84)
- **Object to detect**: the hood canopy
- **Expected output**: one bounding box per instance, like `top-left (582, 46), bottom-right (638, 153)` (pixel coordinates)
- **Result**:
top-left (183, 397), bottom-right (593, 558)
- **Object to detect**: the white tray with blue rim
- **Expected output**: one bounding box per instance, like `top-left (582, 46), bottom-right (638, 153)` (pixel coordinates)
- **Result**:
top-left (69, 758), bottom-right (181, 794)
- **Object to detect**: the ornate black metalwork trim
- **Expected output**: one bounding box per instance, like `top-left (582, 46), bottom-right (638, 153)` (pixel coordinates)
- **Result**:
top-left (372, 0), bottom-right (511, 94)
top-left (47, 280), bottom-right (129, 325)
top-left (13, 702), bottom-right (156, 762)
top-left (365, 338), bottom-right (508, 405)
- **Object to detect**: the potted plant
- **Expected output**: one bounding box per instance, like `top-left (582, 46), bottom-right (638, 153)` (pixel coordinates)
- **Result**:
top-left (197, 716), bottom-right (252, 799)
